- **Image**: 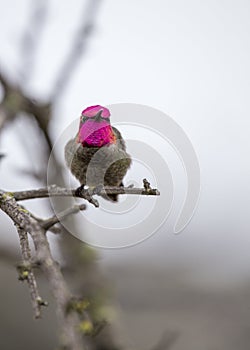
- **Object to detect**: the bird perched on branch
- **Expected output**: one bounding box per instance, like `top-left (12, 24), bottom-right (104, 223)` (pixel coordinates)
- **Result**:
top-left (65, 105), bottom-right (131, 201)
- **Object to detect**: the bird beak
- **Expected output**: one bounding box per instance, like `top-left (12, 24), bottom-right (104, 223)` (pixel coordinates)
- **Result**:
top-left (94, 110), bottom-right (103, 121)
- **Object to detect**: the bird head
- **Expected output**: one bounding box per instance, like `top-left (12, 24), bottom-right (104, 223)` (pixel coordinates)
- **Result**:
top-left (77, 105), bottom-right (116, 147)
top-left (80, 105), bottom-right (111, 124)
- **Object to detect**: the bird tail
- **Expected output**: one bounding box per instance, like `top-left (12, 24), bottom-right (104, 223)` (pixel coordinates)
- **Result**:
top-left (101, 182), bottom-right (124, 202)
top-left (105, 193), bottom-right (118, 202)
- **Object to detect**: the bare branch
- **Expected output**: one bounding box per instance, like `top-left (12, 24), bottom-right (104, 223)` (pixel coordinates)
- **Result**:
top-left (0, 191), bottom-right (86, 350)
top-left (0, 69), bottom-right (9, 91)
top-left (0, 68), bottom-right (52, 147)
top-left (16, 226), bottom-right (46, 319)
top-left (41, 203), bottom-right (86, 231)
top-left (0, 2), bottom-right (128, 348)
top-left (20, 0), bottom-right (49, 82)
top-left (18, 205), bottom-right (61, 234)
top-left (51, 0), bottom-right (102, 101)
top-left (11, 181), bottom-right (160, 205)
top-left (0, 104), bottom-right (11, 131)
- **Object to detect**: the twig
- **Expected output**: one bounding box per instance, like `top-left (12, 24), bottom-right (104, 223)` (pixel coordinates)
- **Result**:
top-left (16, 226), bottom-right (46, 318)
top-left (0, 70), bottom-right (8, 90)
top-left (41, 204), bottom-right (86, 231)
top-left (18, 205), bottom-right (61, 234)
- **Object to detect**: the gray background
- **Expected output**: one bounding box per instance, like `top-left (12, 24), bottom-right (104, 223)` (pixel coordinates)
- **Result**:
top-left (0, 1), bottom-right (250, 349)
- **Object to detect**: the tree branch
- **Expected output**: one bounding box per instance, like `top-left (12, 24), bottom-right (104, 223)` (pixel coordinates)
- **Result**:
top-left (16, 226), bottom-right (47, 319)
top-left (19, 0), bottom-right (48, 82)
top-left (41, 203), bottom-right (86, 231)
top-left (11, 180), bottom-right (160, 206)
top-left (0, 191), bottom-right (86, 350)
top-left (0, 179), bottom-right (159, 346)
top-left (51, 0), bottom-right (102, 101)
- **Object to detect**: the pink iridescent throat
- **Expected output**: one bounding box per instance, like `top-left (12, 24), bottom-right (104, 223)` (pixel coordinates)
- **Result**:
top-left (77, 120), bottom-right (116, 147)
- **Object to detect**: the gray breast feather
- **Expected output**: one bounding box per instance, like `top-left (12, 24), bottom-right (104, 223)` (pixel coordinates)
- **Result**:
top-left (64, 127), bottom-right (131, 188)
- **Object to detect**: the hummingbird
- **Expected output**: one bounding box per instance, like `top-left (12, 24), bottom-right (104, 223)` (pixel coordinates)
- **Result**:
top-left (64, 105), bottom-right (131, 202)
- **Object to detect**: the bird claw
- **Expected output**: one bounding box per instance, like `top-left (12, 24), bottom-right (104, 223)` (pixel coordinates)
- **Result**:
top-left (75, 184), bottom-right (86, 197)
top-left (75, 185), bottom-right (100, 207)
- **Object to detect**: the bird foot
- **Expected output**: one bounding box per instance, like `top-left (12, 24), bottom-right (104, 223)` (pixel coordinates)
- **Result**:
top-left (75, 184), bottom-right (86, 197)
top-left (75, 184), bottom-right (100, 207)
